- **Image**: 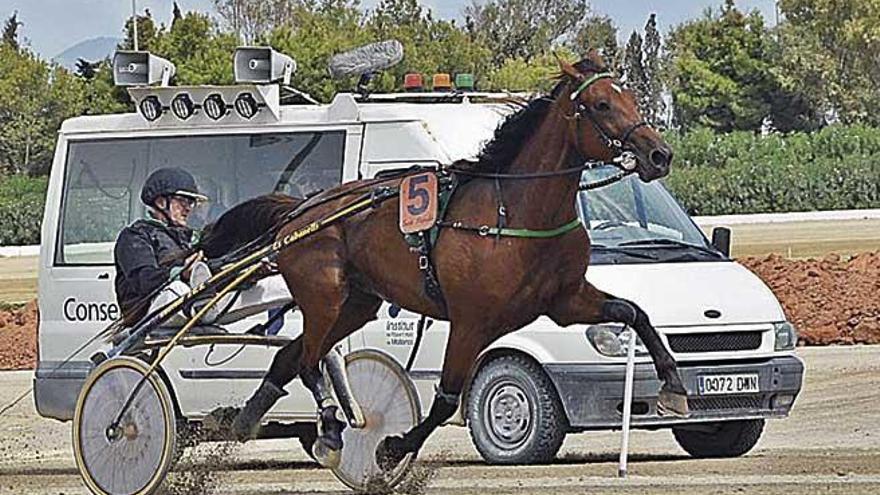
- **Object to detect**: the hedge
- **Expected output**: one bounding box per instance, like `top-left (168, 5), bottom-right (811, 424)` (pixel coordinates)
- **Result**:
top-left (663, 125), bottom-right (880, 215)
top-left (2, 125), bottom-right (880, 245)
top-left (0, 175), bottom-right (47, 245)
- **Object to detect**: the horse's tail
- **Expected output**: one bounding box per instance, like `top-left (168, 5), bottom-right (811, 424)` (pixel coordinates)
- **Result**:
top-left (159, 193), bottom-right (304, 267)
top-left (198, 193), bottom-right (304, 259)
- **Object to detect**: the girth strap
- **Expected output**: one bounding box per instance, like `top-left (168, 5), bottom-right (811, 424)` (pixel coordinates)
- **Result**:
top-left (440, 217), bottom-right (583, 238)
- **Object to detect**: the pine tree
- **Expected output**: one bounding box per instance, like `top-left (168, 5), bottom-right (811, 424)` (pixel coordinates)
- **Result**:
top-left (642, 13), bottom-right (665, 127)
top-left (2, 12), bottom-right (21, 50)
top-left (623, 31), bottom-right (648, 114)
top-left (172, 2), bottom-right (183, 25)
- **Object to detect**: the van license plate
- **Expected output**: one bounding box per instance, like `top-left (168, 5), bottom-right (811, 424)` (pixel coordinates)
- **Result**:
top-left (698, 374), bottom-right (759, 395)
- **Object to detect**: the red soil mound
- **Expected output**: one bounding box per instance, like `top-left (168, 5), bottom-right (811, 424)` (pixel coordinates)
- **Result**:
top-left (739, 252), bottom-right (880, 345)
top-left (0, 299), bottom-right (38, 369)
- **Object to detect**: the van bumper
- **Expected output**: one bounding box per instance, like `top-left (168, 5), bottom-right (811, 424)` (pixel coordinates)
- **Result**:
top-left (544, 355), bottom-right (804, 430)
top-left (33, 361), bottom-right (93, 421)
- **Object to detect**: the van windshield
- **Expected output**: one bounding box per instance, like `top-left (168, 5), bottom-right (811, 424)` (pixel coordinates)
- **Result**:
top-left (578, 165), bottom-right (723, 263)
top-left (57, 131), bottom-right (344, 265)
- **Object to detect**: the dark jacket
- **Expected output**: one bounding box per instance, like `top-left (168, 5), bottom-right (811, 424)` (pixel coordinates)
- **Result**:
top-left (114, 218), bottom-right (195, 322)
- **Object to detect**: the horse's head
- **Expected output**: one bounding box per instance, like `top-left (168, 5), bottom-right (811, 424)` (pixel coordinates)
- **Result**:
top-left (557, 51), bottom-right (672, 181)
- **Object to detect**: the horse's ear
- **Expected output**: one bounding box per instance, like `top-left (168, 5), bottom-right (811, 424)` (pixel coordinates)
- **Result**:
top-left (585, 49), bottom-right (607, 71)
top-left (555, 52), bottom-right (582, 81)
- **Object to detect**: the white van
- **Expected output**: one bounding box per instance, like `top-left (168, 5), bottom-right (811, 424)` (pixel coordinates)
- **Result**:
top-left (34, 76), bottom-right (803, 464)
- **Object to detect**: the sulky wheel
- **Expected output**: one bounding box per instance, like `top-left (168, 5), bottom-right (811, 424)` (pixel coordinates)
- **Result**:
top-left (73, 356), bottom-right (177, 495)
top-left (331, 349), bottom-right (420, 492)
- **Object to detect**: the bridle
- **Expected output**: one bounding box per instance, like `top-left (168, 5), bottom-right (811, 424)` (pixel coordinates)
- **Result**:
top-left (567, 71), bottom-right (649, 168)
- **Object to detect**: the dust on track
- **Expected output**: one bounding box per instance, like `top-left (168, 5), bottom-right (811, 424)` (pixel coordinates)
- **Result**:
top-left (2, 346), bottom-right (879, 495)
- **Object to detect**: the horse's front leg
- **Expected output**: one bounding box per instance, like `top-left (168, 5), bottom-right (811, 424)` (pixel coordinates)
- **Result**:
top-left (376, 324), bottom-right (485, 471)
top-left (548, 280), bottom-right (689, 416)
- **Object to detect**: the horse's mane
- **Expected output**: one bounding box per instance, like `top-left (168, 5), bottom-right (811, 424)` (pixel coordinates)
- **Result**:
top-left (463, 55), bottom-right (609, 174)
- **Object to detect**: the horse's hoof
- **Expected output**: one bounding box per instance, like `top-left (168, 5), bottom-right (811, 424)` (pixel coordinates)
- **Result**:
top-left (313, 437), bottom-right (342, 469)
top-left (657, 386), bottom-right (689, 417)
top-left (375, 435), bottom-right (407, 472)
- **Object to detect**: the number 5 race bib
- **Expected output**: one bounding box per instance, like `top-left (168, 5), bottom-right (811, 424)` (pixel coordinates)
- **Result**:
top-left (399, 172), bottom-right (438, 234)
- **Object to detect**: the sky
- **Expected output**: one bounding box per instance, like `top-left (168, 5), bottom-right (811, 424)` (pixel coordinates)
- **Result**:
top-left (0, 0), bottom-right (778, 60)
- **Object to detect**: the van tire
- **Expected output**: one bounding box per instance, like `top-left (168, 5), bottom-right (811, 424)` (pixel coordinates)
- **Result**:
top-left (672, 419), bottom-right (764, 458)
top-left (467, 354), bottom-right (566, 464)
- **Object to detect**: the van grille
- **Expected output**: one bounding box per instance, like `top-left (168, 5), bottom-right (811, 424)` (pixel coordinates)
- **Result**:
top-left (667, 331), bottom-right (763, 353)
top-left (690, 395), bottom-right (764, 412)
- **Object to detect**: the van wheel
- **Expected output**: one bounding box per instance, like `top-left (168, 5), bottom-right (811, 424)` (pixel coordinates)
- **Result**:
top-left (467, 354), bottom-right (566, 464)
top-left (672, 419), bottom-right (765, 458)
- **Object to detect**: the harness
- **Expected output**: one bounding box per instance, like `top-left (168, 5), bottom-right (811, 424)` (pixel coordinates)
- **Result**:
top-left (107, 70), bottom-right (650, 405)
top-left (400, 71), bottom-right (648, 314)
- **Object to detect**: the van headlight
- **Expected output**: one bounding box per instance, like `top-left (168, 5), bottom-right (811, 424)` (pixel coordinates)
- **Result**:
top-left (585, 325), bottom-right (648, 357)
top-left (774, 321), bottom-right (798, 350)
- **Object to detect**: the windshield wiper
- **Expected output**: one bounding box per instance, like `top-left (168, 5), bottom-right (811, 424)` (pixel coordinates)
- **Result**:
top-left (617, 238), bottom-right (722, 257)
top-left (592, 244), bottom-right (660, 260)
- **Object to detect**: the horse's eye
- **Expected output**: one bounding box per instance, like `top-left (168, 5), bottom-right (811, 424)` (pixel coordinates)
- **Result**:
top-left (595, 101), bottom-right (611, 112)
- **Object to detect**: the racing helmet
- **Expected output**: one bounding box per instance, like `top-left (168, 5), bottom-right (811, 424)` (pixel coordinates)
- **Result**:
top-left (140, 167), bottom-right (208, 206)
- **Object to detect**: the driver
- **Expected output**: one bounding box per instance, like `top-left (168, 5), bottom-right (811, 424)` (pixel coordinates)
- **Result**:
top-left (114, 167), bottom-right (212, 325)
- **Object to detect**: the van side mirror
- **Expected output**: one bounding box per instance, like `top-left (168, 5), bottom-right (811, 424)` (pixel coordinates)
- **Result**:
top-left (711, 227), bottom-right (731, 257)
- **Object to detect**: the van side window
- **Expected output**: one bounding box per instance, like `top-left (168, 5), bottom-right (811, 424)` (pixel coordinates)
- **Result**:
top-left (56, 131), bottom-right (344, 265)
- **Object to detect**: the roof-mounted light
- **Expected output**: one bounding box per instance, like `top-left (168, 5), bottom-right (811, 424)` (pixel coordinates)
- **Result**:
top-left (404, 73), bottom-right (423, 92)
top-left (234, 92), bottom-right (260, 119)
top-left (203, 93), bottom-right (227, 120)
top-left (171, 93), bottom-right (196, 120)
top-left (455, 73), bottom-right (475, 91)
top-left (138, 95), bottom-right (164, 121)
top-left (433, 73), bottom-right (452, 92)
top-left (234, 47), bottom-right (296, 85)
top-left (113, 51), bottom-right (176, 87)
top-left (128, 85), bottom-right (280, 123)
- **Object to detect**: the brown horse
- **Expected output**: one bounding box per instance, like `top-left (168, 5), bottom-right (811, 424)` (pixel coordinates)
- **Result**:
top-left (214, 52), bottom-right (686, 470)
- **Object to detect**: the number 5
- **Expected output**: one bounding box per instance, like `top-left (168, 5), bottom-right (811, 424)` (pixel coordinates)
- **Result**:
top-left (407, 175), bottom-right (430, 215)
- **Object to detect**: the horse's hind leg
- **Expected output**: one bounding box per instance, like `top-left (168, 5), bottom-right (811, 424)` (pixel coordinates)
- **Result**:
top-left (548, 280), bottom-right (688, 416)
top-left (377, 321), bottom-right (487, 471)
top-left (297, 290), bottom-right (383, 467)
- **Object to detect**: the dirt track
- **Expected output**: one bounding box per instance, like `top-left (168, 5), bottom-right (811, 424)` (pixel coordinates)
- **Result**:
top-left (1, 346), bottom-right (879, 494)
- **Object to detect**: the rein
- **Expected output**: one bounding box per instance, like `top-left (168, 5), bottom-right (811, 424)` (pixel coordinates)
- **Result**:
top-left (446, 162), bottom-right (633, 190)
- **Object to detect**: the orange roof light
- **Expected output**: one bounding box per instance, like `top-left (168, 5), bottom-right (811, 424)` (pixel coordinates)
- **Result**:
top-left (432, 73), bottom-right (452, 92)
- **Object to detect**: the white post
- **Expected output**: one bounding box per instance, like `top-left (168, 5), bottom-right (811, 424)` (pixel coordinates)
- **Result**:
top-left (131, 0), bottom-right (139, 51)
top-left (618, 326), bottom-right (637, 478)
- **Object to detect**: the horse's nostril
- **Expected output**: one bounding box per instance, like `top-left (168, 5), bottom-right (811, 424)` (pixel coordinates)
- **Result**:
top-left (650, 149), bottom-right (670, 168)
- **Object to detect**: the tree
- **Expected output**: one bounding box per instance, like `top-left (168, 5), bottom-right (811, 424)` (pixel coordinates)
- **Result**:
top-left (153, 11), bottom-right (238, 86)
top-left (264, 0), bottom-right (372, 101)
top-left (642, 13), bottom-right (665, 127)
top-left (121, 9), bottom-right (158, 51)
top-left (367, 0), bottom-right (492, 92)
top-left (214, 0), bottom-right (296, 43)
top-left (2, 12), bottom-right (20, 50)
top-left (0, 45), bottom-right (91, 175)
top-left (622, 31), bottom-right (647, 111)
top-left (775, 0), bottom-right (880, 126)
top-left (464, 0), bottom-right (587, 66)
top-left (665, 3), bottom-right (816, 132)
top-left (570, 14), bottom-right (619, 67)
top-left (172, 1), bottom-right (183, 25)
top-left (483, 49), bottom-right (576, 92)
